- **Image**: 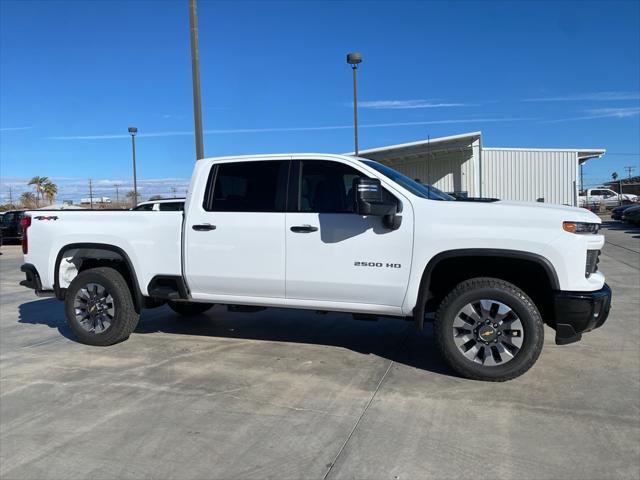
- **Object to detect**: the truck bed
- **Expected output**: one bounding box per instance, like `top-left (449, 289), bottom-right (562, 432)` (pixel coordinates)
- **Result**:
top-left (24, 210), bottom-right (183, 295)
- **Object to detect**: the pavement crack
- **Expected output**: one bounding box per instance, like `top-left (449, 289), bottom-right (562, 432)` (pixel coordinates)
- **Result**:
top-left (322, 327), bottom-right (411, 480)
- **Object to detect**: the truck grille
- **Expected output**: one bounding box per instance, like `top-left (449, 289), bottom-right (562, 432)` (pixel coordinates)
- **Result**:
top-left (585, 250), bottom-right (600, 278)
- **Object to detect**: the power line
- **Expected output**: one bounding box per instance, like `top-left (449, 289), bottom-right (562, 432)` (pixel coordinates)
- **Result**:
top-left (624, 166), bottom-right (636, 179)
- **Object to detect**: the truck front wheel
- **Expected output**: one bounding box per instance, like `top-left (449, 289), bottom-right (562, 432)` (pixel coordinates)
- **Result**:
top-left (434, 277), bottom-right (544, 381)
top-left (65, 267), bottom-right (140, 346)
top-left (168, 301), bottom-right (214, 316)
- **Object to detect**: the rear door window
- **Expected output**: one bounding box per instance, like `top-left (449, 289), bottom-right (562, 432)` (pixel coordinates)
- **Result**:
top-left (205, 160), bottom-right (289, 212)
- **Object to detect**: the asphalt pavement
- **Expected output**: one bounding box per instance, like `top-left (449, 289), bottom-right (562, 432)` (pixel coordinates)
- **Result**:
top-left (1, 219), bottom-right (638, 480)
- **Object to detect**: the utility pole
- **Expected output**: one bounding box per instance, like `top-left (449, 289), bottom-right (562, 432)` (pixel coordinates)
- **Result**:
top-left (624, 165), bottom-right (636, 179)
top-left (89, 179), bottom-right (94, 209)
top-left (8, 186), bottom-right (13, 206)
top-left (619, 178), bottom-right (623, 199)
top-left (115, 184), bottom-right (120, 203)
top-left (346, 52), bottom-right (362, 156)
top-left (128, 127), bottom-right (138, 206)
top-left (171, 186), bottom-right (177, 198)
top-left (189, 0), bottom-right (204, 160)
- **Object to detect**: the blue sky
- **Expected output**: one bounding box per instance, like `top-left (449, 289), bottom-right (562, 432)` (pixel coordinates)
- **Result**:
top-left (1, 0), bottom-right (639, 201)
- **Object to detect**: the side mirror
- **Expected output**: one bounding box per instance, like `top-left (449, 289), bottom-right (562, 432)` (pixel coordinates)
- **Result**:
top-left (354, 177), bottom-right (396, 216)
top-left (353, 177), bottom-right (401, 230)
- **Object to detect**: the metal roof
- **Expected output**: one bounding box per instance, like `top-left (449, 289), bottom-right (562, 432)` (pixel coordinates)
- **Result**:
top-left (485, 147), bottom-right (606, 163)
top-left (351, 131), bottom-right (481, 162)
top-left (349, 131), bottom-right (605, 164)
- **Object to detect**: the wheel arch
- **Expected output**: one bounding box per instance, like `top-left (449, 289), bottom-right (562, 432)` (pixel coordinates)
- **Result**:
top-left (53, 242), bottom-right (143, 312)
top-left (413, 249), bottom-right (560, 330)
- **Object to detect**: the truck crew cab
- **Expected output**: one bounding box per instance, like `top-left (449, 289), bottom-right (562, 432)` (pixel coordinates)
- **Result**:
top-left (19, 154), bottom-right (611, 381)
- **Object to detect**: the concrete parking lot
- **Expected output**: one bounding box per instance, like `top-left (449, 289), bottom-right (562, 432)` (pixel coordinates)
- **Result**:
top-left (1, 220), bottom-right (639, 480)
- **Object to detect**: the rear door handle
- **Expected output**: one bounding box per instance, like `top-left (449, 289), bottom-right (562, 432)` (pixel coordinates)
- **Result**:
top-left (290, 224), bottom-right (318, 233)
top-left (192, 223), bottom-right (216, 231)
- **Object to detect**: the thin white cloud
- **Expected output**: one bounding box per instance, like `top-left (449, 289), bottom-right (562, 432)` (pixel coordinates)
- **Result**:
top-left (585, 107), bottom-right (640, 118)
top-left (524, 91), bottom-right (640, 102)
top-left (543, 107), bottom-right (640, 123)
top-left (358, 99), bottom-right (472, 109)
top-left (46, 116), bottom-right (533, 141)
top-left (0, 126), bottom-right (31, 132)
top-left (47, 131), bottom-right (189, 140)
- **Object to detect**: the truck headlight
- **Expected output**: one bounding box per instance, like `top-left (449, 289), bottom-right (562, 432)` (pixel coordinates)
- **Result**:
top-left (563, 222), bottom-right (600, 234)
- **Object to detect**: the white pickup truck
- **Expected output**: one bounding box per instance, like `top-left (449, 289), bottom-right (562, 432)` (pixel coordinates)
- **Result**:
top-left (19, 154), bottom-right (611, 381)
top-left (578, 187), bottom-right (637, 208)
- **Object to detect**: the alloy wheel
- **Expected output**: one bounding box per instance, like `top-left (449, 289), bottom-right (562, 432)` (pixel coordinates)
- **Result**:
top-left (73, 282), bottom-right (115, 334)
top-left (452, 299), bottom-right (524, 366)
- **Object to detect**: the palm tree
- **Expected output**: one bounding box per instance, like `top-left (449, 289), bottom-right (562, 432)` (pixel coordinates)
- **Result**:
top-left (612, 172), bottom-right (619, 181)
top-left (20, 192), bottom-right (37, 209)
top-left (42, 181), bottom-right (58, 205)
top-left (27, 176), bottom-right (49, 207)
top-left (126, 190), bottom-right (139, 205)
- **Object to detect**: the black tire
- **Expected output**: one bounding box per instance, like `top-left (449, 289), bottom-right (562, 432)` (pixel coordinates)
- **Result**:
top-left (168, 301), bottom-right (213, 316)
top-left (65, 267), bottom-right (140, 346)
top-left (434, 277), bottom-right (544, 382)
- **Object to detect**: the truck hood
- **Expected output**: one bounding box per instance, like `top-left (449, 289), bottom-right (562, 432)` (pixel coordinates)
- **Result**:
top-left (418, 198), bottom-right (601, 228)
top-left (494, 200), bottom-right (598, 220)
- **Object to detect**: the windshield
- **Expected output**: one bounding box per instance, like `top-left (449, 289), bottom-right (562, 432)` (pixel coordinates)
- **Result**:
top-left (361, 160), bottom-right (455, 201)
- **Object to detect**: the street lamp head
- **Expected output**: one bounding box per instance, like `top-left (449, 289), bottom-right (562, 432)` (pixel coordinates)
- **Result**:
top-left (128, 127), bottom-right (138, 136)
top-left (346, 52), bottom-right (362, 66)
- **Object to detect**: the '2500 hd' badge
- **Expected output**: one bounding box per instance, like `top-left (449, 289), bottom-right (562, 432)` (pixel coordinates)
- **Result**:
top-left (354, 261), bottom-right (401, 268)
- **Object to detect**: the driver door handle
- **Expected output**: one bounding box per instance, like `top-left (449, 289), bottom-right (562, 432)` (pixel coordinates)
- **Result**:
top-left (192, 223), bottom-right (216, 231)
top-left (290, 224), bottom-right (318, 233)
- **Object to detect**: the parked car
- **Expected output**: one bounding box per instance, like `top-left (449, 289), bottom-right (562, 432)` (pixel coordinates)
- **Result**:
top-left (622, 204), bottom-right (640, 225)
top-left (578, 188), bottom-right (638, 208)
top-left (611, 204), bottom-right (635, 220)
top-left (133, 198), bottom-right (185, 211)
top-left (19, 154), bottom-right (611, 382)
top-left (0, 210), bottom-right (26, 242)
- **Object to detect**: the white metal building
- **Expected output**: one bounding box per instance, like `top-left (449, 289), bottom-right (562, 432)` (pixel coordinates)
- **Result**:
top-left (356, 132), bottom-right (605, 206)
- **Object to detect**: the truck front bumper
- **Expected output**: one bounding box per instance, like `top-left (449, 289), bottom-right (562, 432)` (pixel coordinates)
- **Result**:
top-left (553, 283), bottom-right (611, 345)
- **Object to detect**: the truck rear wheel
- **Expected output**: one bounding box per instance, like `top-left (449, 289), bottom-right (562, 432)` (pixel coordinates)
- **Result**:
top-left (434, 277), bottom-right (544, 381)
top-left (168, 301), bottom-right (214, 316)
top-left (65, 267), bottom-right (140, 346)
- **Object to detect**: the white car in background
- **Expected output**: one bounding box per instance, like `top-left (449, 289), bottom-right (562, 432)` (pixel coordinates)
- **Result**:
top-left (133, 198), bottom-right (185, 211)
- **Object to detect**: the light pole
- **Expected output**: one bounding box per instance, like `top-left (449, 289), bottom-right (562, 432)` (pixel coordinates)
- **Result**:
top-left (347, 52), bottom-right (362, 156)
top-left (189, 0), bottom-right (204, 160)
top-left (128, 127), bottom-right (138, 207)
